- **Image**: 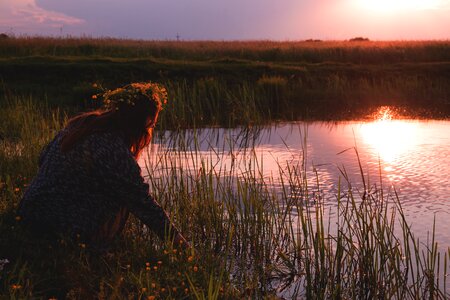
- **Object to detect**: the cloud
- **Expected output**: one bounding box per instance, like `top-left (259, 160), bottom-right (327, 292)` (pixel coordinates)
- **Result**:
top-left (0, 0), bottom-right (84, 33)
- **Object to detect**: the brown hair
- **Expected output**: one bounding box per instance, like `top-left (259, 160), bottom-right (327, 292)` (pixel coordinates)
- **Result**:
top-left (60, 90), bottom-right (162, 159)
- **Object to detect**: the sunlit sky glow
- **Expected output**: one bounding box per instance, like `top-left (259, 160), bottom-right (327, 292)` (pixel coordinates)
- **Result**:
top-left (1, 0), bottom-right (449, 40)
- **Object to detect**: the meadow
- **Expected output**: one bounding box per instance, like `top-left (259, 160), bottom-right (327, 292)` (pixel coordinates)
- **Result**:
top-left (0, 37), bottom-right (449, 125)
top-left (0, 38), bottom-right (449, 298)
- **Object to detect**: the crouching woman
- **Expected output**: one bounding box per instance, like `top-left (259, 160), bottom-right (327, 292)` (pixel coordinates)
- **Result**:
top-left (17, 82), bottom-right (187, 248)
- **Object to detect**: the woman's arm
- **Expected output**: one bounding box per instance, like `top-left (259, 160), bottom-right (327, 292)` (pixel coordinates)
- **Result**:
top-left (94, 133), bottom-right (186, 243)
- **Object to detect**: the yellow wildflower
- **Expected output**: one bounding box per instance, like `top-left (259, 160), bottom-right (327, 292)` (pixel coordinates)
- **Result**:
top-left (92, 95), bottom-right (97, 100)
top-left (147, 296), bottom-right (155, 300)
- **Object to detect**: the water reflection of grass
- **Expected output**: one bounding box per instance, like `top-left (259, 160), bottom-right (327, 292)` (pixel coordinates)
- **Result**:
top-left (1, 98), bottom-right (449, 298)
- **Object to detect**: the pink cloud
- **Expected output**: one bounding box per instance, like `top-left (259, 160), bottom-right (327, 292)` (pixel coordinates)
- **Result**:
top-left (0, 0), bottom-right (84, 32)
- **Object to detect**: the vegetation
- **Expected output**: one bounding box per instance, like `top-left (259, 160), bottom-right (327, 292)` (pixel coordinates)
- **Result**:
top-left (0, 37), bottom-right (449, 298)
top-left (0, 38), bottom-right (449, 124)
top-left (1, 97), bottom-right (449, 298)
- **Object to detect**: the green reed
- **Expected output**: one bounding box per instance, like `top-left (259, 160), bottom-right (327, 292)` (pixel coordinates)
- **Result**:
top-left (1, 97), bottom-right (449, 298)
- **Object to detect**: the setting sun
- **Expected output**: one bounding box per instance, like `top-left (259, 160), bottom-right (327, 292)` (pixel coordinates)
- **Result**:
top-left (355, 0), bottom-right (442, 12)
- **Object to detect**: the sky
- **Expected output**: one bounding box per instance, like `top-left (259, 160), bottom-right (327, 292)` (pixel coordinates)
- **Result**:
top-left (1, 0), bottom-right (449, 40)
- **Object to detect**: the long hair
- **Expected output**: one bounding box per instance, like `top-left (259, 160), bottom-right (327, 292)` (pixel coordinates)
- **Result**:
top-left (60, 89), bottom-right (162, 159)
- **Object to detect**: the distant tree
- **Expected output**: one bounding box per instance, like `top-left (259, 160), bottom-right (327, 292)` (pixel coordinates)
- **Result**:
top-left (0, 33), bottom-right (9, 40)
top-left (349, 37), bottom-right (370, 42)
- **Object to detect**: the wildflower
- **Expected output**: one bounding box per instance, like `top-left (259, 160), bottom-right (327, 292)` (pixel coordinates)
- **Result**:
top-left (193, 266), bottom-right (198, 272)
top-left (141, 287), bottom-right (147, 292)
top-left (79, 243), bottom-right (86, 248)
top-left (153, 266), bottom-right (158, 271)
top-left (161, 288), bottom-right (166, 293)
top-left (188, 256), bottom-right (194, 262)
top-left (14, 188), bottom-right (20, 192)
top-left (177, 272), bottom-right (182, 277)
top-left (146, 267), bottom-right (151, 271)
top-left (145, 262), bottom-right (150, 267)
top-left (15, 216), bottom-right (21, 221)
top-left (157, 260), bottom-right (162, 266)
top-left (126, 264), bottom-right (131, 269)
top-left (163, 250), bottom-right (169, 255)
top-left (184, 288), bottom-right (189, 294)
top-left (172, 249), bottom-right (177, 254)
top-left (151, 283), bottom-right (156, 289)
top-left (91, 95), bottom-right (97, 100)
top-left (147, 296), bottom-right (155, 300)
top-left (48, 297), bottom-right (57, 300)
top-left (92, 83), bottom-right (98, 88)
top-left (11, 284), bottom-right (22, 290)
top-left (181, 281), bottom-right (185, 286)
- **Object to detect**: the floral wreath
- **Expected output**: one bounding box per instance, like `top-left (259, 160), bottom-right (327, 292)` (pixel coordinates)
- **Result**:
top-left (93, 82), bottom-right (168, 111)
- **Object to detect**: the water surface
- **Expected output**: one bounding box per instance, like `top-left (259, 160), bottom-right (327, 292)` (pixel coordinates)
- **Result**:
top-left (142, 108), bottom-right (450, 247)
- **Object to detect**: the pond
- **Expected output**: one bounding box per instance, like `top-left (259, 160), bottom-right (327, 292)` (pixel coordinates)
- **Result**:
top-left (141, 107), bottom-right (450, 247)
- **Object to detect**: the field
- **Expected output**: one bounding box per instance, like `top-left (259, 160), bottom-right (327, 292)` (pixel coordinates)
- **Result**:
top-left (1, 38), bottom-right (450, 298)
top-left (1, 38), bottom-right (449, 126)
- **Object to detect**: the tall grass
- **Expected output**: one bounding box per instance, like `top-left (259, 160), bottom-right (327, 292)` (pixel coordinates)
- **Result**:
top-left (1, 98), bottom-right (448, 298)
top-left (1, 38), bottom-right (449, 120)
top-left (1, 37), bottom-right (449, 64)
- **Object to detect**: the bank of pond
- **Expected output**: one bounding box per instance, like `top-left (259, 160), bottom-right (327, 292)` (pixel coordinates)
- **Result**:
top-left (0, 99), bottom-right (449, 298)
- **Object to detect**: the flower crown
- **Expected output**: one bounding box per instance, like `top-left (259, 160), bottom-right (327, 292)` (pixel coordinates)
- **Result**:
top-left (99, 82), bottom-right (168, 111)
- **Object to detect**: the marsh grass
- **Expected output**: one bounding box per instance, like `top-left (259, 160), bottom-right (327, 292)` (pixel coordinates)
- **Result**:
top-left (1, 37), bottom-right (449, 63)
top-left (1, 38), bottom-right (449, 121)
top-left (1, 98), bottom-right (449, 298)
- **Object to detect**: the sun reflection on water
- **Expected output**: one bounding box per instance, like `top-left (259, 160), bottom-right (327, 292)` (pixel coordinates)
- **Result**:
top-left (359, 107), bottom-right (422, 163)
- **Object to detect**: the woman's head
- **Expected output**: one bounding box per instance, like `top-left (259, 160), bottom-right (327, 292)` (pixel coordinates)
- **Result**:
top-left (61, 82), bottom-right (167, 158)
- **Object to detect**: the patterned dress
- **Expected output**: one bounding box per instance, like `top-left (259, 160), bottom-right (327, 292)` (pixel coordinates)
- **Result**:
top-left (17, 126), bottom-right (177, 244)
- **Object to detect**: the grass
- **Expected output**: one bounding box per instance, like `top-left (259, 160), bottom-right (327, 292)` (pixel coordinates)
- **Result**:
top-left (1, 37), bottom-right (449, 121)
top-left (1, 97), bottom-right (449, 298)
top-left (1, 37), bottom-right (449, 63)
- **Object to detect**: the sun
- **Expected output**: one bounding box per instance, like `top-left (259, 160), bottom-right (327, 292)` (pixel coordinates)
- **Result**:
top-left (356, 0), bottom-right (441, 12)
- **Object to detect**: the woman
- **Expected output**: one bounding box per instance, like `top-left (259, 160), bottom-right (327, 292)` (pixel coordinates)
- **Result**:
top-left (17, 82), bottom-right (187, 248)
